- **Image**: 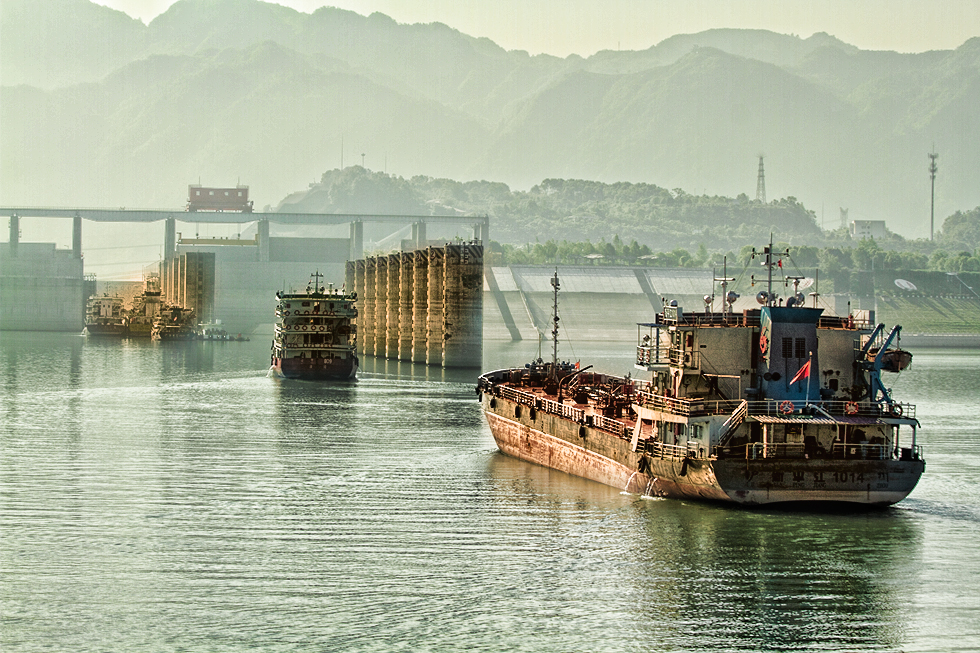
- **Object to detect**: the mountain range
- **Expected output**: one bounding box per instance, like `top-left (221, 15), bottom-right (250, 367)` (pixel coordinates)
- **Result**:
top-left (2, 0), bottom-right (978, 242)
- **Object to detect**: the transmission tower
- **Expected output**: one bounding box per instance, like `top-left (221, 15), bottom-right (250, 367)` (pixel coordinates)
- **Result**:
top-left (928, 150), bottom-right (938, 241)
top-left (756, 156), bottom-right (766, 203)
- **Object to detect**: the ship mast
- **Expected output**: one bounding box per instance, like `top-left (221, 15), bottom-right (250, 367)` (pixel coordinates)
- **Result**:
top-left (766, 233), bottom-right (775, 305)
top-left (308, 270), bottom-right (324, 295)
top-left (751, 234), bottom-right (790, 307)
top-left (550, 269), bottom-right (560, 370)
top-left (715, 256), bottom-right (735, 317)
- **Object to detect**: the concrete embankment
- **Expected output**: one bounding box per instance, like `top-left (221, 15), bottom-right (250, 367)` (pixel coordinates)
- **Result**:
top-left (482, 266), bottom-right (980, 348)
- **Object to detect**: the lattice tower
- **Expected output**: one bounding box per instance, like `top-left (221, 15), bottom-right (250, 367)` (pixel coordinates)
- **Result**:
top-left (756, 156), bottom-right (766, 203)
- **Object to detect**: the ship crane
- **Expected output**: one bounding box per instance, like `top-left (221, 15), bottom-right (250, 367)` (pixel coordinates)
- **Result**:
top-left (860, 323), bottom-right (910, 409)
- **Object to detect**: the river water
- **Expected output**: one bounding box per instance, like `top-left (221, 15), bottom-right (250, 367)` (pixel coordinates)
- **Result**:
top-left (1, 332), bottom-right (977, 652)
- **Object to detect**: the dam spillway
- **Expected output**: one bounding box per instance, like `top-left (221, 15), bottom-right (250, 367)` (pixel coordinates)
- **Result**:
top-left (346, 243), bottom-right (483, 368)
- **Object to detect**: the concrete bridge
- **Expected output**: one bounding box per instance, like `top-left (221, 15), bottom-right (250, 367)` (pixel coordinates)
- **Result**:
top-left (1, 206), bottom-right (489, 332)
top-left (2, 207), bottom-right (490, 262)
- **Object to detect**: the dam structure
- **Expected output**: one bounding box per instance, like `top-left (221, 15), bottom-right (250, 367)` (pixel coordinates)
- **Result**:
top-left (347, 242), bottom-right (483, 368)
top-left (1, 205), bottom-right (489, 333)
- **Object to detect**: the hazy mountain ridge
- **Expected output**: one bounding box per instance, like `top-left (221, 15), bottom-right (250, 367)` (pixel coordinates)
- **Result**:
top-left (1, 0), bottom-right (978, 239)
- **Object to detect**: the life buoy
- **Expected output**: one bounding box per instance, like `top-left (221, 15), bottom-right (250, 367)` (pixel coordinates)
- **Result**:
top-left (779, 400), bottom-right (794, 414)
top-left (283, 310), bottom-right (290, 316)
top-left (891, 404), bottom-right (903, 417)
top-left (845, 401), bottom-right (859, 415)
top-left (302, 325), bottom-right (307, 331)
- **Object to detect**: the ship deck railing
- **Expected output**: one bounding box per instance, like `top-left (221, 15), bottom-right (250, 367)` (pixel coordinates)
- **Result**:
top-left (274, 342), bottom-right (354, 350)
top-left (714, 442), bottom-right (918, 461)
top-left (540, 397), bottom-right (585, 422)
top-left (591, 414), bottom-right (629, 438)
top-left (634, 391), bottom-right (915, 420)
top-left (643, 441), bottom-right (696, 459)
top-left (636, 345), bottom-right (671, 367)
top-left (653, 310), bottom-right (874, 331)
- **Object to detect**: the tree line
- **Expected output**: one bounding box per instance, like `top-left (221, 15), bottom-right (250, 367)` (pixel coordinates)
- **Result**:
top-left (290, 167), bottom-right (980, 271)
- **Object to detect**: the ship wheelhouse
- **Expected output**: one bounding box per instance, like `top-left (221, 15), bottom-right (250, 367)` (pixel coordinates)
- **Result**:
top-left (632, 302), bottom-right (921, 465)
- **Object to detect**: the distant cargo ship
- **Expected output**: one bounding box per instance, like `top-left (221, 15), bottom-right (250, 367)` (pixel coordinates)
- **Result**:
top-left (152, 305), bottom-right (197, 341)
top-left (478, 245), bottom-right (924, 507)
top-left (126, 274), bottom-right (163, 338)
top-left (84, 294), bottom-right (127, 336)
top-left (271, 272), bottom-right (358, 380)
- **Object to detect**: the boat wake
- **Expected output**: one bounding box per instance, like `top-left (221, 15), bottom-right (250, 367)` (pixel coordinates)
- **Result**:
top-left (895, 498), bottom-right (980, 524)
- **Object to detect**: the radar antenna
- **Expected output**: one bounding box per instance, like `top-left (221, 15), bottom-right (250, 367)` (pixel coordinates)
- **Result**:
top-left (749, 234), bottom-right (790, 307)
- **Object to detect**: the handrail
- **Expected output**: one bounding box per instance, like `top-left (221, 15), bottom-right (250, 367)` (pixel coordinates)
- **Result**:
top-left (716, 442), bottom-right (899, 461)
top-left (592, 415), bottom-right (626, 437)
top-left (634, 391), bottom-right (916, 420)
top-left (636, 345), bottom-right (671, 366)
top-left (644, 441), bottom-right (693, 459)
top-left (652, 310), bottom-right (875, 331)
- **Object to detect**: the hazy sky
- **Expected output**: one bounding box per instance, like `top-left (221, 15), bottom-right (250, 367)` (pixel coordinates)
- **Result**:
top-left (95, 0), bottom-right (978, 57)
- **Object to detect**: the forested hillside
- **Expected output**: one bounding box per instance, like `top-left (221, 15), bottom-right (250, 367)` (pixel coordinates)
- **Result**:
top-left (281, 167), bottom-right (980, 271)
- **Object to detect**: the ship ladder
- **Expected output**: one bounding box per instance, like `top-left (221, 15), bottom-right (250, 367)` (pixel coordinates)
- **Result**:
top-left (716, 400), bottom-right (749, 450)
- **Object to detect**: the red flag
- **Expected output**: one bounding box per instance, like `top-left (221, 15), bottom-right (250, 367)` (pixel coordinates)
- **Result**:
top-left (790, 360), bottom-right (810, 385)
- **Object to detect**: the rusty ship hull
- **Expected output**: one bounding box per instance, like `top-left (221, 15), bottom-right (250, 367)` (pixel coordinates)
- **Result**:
top-left (480, 392), bottom-right (924, 505)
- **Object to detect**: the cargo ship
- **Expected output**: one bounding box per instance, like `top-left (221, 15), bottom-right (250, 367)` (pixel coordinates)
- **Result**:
top-left (477, 247), bottom-right (924, 506)
top-left (84, 294), bottom-right (127, 336)
top-left (126, 274), bottom-right (163, 337)
top-left (271, 272), bottom-right (358, 380)
top-left (152, 305), bottom-right (197, 340)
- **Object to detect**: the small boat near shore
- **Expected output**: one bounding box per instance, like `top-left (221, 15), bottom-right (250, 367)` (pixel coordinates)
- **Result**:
top-left (478, 245), bottom-right (924, 507)
top-left (195, 322), bottom-right (249, 341)
top-left (271, 272), bottom-right (358, 380)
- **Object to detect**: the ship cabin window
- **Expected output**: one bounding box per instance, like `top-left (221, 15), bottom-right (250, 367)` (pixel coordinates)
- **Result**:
top-left (829, 378), bottom-right (839, 391)
top-left (329, 303), bottom-right (334, 310)
top-left (795, 338), bottom-right (806, 358)
top-left (782, 338), bottom-right (793, 358)
top-left (209, 191), bottom-right (214, 196)
top-left (302, 301), bottom-right (311, 307)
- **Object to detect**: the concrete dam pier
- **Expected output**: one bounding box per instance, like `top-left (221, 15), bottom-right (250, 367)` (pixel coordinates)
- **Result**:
top-left (347, 243), bottom-right (483, 368)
